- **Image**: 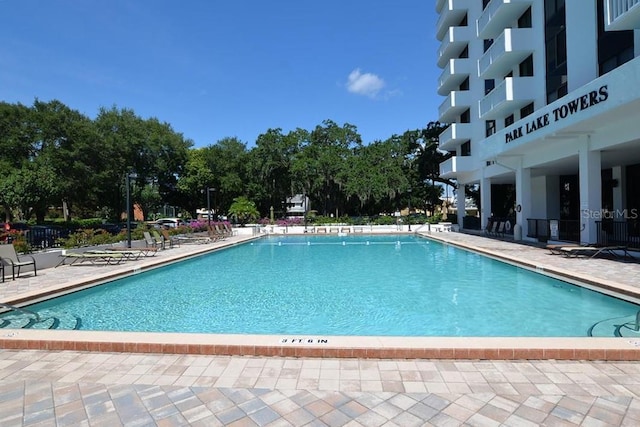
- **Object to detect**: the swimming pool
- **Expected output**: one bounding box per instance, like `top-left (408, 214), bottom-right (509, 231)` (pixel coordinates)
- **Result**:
top-left (4, 234), bottom-right (640, 337)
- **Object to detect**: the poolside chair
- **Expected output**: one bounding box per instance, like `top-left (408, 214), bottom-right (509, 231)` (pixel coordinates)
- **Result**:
top-left (495, 221), bottom-right (505, 237)
top-left (546, 243), bottom-right (587, 255)
top-left (108, 245), bottom-right (158, 257)
top-left (222, 222), bottom-right (235, 236)
top-left (155, 229), bottom-right (177, 248)
top-left (143, 231), bottom-right (163, 250)
top-left (0, 243), bottom-right (36, 279)
top-left (86, 249), bottom-right (144, 261)
top-left (56, 251), bottom-right (125, 267)
top-left (486, 220), bottom-right (498, 236)
top-left (558, 245), bottom-right (631, 259)
top-left (161, 228), bottom-right (209, 245)
top-left (483, 219), bottom-right (494, 236)
top-left (213, 224), bottom-right (229, 240)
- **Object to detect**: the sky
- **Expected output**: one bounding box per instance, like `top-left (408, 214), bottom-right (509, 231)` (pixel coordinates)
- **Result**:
top-left (1, 1), bottom-right (442, 148)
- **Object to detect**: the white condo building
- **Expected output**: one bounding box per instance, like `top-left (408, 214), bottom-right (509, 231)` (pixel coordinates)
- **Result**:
top-left (436, 0), bottom-right (640, 247)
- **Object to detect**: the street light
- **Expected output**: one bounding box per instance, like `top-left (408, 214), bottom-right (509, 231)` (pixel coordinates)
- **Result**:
top-left (126, 172), bottom-right (138, 248)
top-left (407, 188), bottom-right (412, 232)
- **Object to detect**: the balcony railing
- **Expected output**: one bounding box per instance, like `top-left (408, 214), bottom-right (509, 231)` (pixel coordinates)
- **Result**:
top-left (437, 26), bottom-right (472, 68)
top-left (477, 0), bottom-right (533, 39)
top-left (478, 28), bottom-right (534, 79)
top-left (438, 123), bottom-right (472, 152)
top-left (439, 90), bottom-right (472, 123)
top-left (479, 76), bottom-right (536, 120)
top-left (605, 0), bottom-right (640, 30)
top-left (438, 58), bottom-right (471, 96)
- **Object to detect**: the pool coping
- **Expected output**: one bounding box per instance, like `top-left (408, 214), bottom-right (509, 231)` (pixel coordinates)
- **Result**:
top-left (2, 232), bottom-right (640, 361)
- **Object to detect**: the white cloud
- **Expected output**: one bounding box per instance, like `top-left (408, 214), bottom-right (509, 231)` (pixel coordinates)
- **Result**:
top-left (346, 68), bottom-right (385, 98)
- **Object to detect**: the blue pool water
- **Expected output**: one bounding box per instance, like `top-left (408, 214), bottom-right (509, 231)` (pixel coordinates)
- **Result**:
top-left (10, 235), bottom-right (640, 336)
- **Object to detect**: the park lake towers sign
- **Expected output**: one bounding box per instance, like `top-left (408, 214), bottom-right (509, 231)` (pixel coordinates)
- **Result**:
top-left (505, 85), bottom-right (608, 144)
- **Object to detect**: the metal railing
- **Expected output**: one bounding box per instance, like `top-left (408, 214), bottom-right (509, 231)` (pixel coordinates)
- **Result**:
top-left (526, 219), bottom-right (580, 243)
top-left (596, 220), bottom-right (640, 248)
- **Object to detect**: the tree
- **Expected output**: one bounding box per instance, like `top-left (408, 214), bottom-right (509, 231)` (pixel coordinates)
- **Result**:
top-left (291, 120), bottom-right (362, 216)
top-left (342, 135), bottom-right (409, 215)
top-left (227, 196), bottom-right (260, 226)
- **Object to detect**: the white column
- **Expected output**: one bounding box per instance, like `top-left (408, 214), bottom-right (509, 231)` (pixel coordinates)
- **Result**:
top-left (579, 141), bottom-right (602, 244)
top-left (457, 185), bottom-right (466, 228)
top-left (480, 176), bottom-right (492, 229)
top-left (515, 165), bottom-right (531, 239)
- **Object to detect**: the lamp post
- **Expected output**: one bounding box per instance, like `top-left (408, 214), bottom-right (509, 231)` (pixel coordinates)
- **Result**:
top-left (407, 188), bottom-right (412, 232)
top-left (126, 172), bottom-right (137, 248)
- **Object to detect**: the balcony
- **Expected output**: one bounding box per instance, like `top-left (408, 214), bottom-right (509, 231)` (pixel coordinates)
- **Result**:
top-left (478, 28), bottom-right (534, 79)
top-left (439, 156), bottom-right (474, 179)
top-left (439, 91), bottom-right (473, 124)
top-left (605, 0), bottom-right (640, 30)
top-left (438, 58), bottom-right (472, 96)
top-left (436, 0), bottom-right (472, 41)
top-left (438, 123), bottom-right (473, 152)
top-left (477, 0), bottom-right (533, 39)
top-left (479, 77), bottom-right (536, 120)
top-left (437, 26), bottom-right (472, 67)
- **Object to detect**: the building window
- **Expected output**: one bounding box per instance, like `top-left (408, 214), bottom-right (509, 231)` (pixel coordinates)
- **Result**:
top-left (519, 55), bottom-right (533, 77)
top-left (460, 109), bottom-right (471, 123)
top-left (459, 77), bottom-right (469, 91)
top-left (518, 7), bottom-right (532, 28)
top-left (520, 103), bottom-right (534, 119)
top-left (484, 79), bottom-right (495, 95)
top-left (485, 120), bottom-right (496, 137)
top-left (597, 1), bottom-right (634, 76)
top-left (459, 45), bottom-right (468, 59)
top-left (461, 140), bottom-right (471, 156)
top-left (482, 0), bottom-right (490, 10)
top-left (505, 114), bottom-right (514, 127)
top-left (545, 0), bottom-right (567, 105)
top-left (458, 14), bottom-right (467, 27)
top-left (483, 39), bottom-right (493, 53)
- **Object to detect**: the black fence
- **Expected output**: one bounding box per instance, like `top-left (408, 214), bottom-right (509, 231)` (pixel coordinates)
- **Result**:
top-left (596, 220), bottom-right (640, 248)
top-left (526, 219), bottom-right (580, 243)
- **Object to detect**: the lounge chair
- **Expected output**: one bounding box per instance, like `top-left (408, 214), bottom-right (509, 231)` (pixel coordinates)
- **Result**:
top-left (56, 251), bottom-right (125, 267)
top-left (484, 219), bottom-right (494, 236)
top-left (108, 246), bottom-right (158, 257)
top-left (86, 249), bottom-right (144, 261)
top-left (546, 243), bottom-right (587, 255)
top-left (162, 228), bottom-right (209, 245)
top-left (144, 231), bottom-right (165, 250)
top-left (213, 224), bottom-right (229, 239)
top-left (495, 222), bottom-right (505, 237)
top-left (0, 244), bottom-right (36, 279)
top-left (224, 222), bottom-right (236, 236)
top-left (558, 245), bottom-right (631, 259)
top-left (155, 230), bottom-right (176, 248)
